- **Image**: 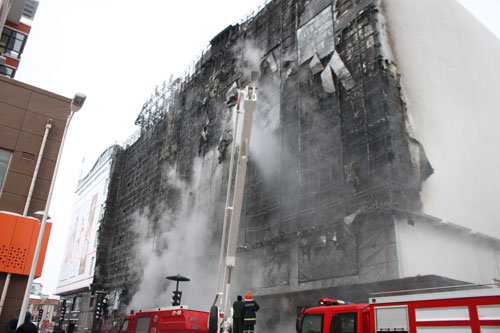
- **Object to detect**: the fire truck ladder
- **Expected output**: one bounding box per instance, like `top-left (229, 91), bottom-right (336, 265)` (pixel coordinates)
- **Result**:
top-left (210, 86), bottom-right (257, 333)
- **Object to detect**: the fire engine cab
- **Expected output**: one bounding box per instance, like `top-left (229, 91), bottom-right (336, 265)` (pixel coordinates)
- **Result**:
top-left (297, 287), bottom-right (500, 333)
top-left (120, 306), bottom-right (209, 333)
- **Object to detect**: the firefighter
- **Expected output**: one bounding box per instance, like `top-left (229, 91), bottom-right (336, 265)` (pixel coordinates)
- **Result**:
top-left (233, 295), bottom-right (244, 333)
top-left (242, 293), bottom-right (260, 333)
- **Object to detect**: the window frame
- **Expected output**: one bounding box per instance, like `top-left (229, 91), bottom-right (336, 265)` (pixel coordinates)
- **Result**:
top-left (0, 64), bottom-right (16, 78)
top-left (72, 296), bottom-right (83, 312)
top-left (0, 148), bottom-right (13, 194)
top-left (135, 317), bottom-right (151, 333)
top-left (329, 311), bottom-right (357, 333)
top-left (120, 319), bottom-right (129, 332)
top-left (1, 26), bottom-right (28, 59)
top-left (301, 313), bottom-right (324, 333)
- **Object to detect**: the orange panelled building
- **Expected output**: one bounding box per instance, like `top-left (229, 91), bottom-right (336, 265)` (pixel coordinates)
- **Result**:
top-left (0, 76), bottom-right (72, 329)
top-left (0, 212), bottom-right (51, 277)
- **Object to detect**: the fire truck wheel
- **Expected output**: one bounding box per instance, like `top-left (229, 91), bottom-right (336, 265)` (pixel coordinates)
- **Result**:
top-left (209, 305), bottom-right (218, 333)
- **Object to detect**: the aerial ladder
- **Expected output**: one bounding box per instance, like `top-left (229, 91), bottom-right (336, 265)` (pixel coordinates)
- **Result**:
top-left (209, 85), bottom-right (257, 333)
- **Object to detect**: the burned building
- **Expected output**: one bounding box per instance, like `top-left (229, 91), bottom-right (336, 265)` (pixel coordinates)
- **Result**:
top-left (92, 0), bottom-right (500, 332)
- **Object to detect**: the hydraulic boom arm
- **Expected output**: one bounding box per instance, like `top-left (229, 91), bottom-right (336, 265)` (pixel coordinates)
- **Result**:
top-left (211, 86), bottom-right (257, 333)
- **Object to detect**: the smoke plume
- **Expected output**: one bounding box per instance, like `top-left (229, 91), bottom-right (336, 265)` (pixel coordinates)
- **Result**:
top-left (128, 149), bottom-right (222, 311)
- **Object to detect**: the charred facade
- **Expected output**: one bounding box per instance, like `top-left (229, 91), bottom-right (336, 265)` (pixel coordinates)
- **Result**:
top-left (92, 0), bottom-right (482, 331)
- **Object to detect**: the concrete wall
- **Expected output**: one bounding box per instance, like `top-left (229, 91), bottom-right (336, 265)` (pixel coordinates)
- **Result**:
top-left (396, 216), bottom-right (500, 284)
top-left (382, 0), bottom-right (500, 239)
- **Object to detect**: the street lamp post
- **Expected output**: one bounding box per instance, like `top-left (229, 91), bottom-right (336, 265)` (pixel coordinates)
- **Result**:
top-left (17, 93), bottom-right (87, 328)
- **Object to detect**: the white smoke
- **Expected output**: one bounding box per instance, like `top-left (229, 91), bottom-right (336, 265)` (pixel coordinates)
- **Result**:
top-left (128, 149), bottom-right (223, 311)
top-left (236, 40), bottom-right (291, 184)
top-left (237, 39), bottom-right (266, 80)
top-left (125, 37), bottom-right (291, 318)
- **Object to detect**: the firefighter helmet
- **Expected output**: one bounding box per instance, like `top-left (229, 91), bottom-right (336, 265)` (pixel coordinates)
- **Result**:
top-left (245, 293), bottom-right (252, 299)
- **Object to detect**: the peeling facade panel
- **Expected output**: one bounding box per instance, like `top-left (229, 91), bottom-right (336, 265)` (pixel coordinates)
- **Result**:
top-left (328, 51), bottom-right (356, 90)
top-left (297, 5), bottom-right (335, 64)
top-left (320, 65), bottom-right (336, 93)
top-left (309, 54), bottom-right (324, 75)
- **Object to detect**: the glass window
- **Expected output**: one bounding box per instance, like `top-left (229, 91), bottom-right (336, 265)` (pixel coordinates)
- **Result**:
top-left (301, 314), bottom-right (323, 333)
top-left (72, 296), bottom-right (83, 312)
top-left (0, 149), bottom-right (12, 192)
top-left (135, 317), bottom-right (151, 333)
top-left (1, 27), bottom-right (27, 59)
top-left (0, 65), bottom-right (15, 78)
top-left (330, 312), bottom-right (357, 333)
top-left (65, 301), bottom-right (73, 313)
top-left (120, 319), bottom-right (129, 332)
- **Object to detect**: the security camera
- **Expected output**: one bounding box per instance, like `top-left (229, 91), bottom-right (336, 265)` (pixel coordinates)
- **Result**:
top-left (71, 93), bottom-right (87, 112)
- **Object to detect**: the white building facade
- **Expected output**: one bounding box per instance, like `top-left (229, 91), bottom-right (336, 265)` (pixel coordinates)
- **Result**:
top-left (382, 0), bottom-right (500, 284)
top-left (55, 145), bottom-right (120, 333)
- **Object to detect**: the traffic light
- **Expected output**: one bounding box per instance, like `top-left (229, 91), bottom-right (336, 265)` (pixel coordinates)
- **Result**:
top-left (95, 301), bottom-right (103, 320)
top-left (171, 291), bottom-right (182, 306)
top-left (102, 298), bottom-right (108, 317)
top-left (59, 302), bottom-right (67, 322)
top-left (37, 309), bottom-right (43, 321)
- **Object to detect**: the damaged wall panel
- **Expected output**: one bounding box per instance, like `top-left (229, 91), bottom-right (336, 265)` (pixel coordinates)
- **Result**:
top-left (297, 5), bottom-right (335, 64)
top-left (89, 0), bottom-right (500, 331)
top-left (96, 0), bottom-right (414, 296)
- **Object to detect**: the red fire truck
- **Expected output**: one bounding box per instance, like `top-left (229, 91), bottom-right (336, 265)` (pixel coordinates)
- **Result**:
top-left (120, 306), bottom-right (209, 333)
top-left (297, 287), bottom-right (500, 333)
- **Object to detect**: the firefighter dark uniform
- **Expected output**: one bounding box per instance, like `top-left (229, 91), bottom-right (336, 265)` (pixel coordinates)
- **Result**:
top-left (243, 293), bottom-right (260, 333)
top-left (233, 295), bottom-right (244, 333)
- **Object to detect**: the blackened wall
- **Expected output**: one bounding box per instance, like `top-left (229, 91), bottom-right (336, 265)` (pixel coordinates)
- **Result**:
top-left (95, 0), bottom-right (444, 330)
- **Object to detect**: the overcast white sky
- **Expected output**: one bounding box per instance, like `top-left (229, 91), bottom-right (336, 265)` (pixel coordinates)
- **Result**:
top-left (13, 0), bottom-right (500, 296)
